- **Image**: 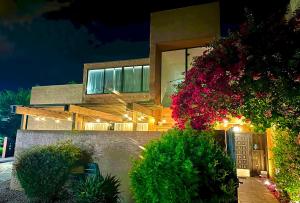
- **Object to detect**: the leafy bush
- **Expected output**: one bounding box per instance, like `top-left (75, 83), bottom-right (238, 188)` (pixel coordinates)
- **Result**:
top-left (130, 128), bottom-right (238, 203)
top-left (74, 174), bottom-right (120, 203)
top-left (273, 128), bottom-right (300, 201)
top-left (15, 141), bottom-right (92, 202)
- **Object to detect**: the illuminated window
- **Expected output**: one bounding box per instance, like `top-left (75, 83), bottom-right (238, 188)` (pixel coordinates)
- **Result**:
top-left (86, 65), bottom-right (149, 95)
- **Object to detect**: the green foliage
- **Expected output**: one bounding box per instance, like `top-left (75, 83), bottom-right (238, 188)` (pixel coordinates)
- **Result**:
top-left (0, 89), bottom-right (30, 138)
top-left (15, 141), bottom-right (92, 202)
top-left (130, 128), bottom-right (238, 203)
top-left (273, 128), bottom-right (300, 201)
top-left (74, 174), bottom-right (121, 203)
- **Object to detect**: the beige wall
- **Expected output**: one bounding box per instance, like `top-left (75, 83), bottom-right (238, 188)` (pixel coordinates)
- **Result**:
top-left (11, 130), bottom-right (162, 203)
top-left (150, 2), bottom-right (220, 103)
top-left (30, 84), bottom-right (83, 105)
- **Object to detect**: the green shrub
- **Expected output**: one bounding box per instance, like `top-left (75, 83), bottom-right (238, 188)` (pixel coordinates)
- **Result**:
top-left (74, 174), bottom-right (120, 203)
top-left (15, 141), bottom-right (92, 202)
top-left (130, 128), bottom-right (238, 203)
top-left (0, 147), bottom-right (2, 155)
top-left (273, 128), bottom-right (300, 201)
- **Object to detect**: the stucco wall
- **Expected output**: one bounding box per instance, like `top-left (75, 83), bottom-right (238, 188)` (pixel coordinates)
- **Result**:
top-left (11, 130), bottom-right (161, 203)
top-left (150, 2), bottom-right (220, 44)
top-left (30, 84), bottom-right (83, 105)
top-left (149, 2), bottom-right (220, 103)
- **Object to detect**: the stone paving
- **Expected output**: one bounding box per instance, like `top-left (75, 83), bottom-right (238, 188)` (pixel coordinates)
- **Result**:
top-left (0, 162), bottom-right (12, 184)
top-left (238, 177), bottom-right (278, 203)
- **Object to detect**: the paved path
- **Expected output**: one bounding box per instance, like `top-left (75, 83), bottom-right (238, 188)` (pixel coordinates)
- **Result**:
top-left (238, 177), bottom-right (278, 203)
top-left (0, 162), bottom-right (12, 183)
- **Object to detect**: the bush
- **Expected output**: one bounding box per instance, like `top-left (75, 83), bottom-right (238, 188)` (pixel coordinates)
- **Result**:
top-left (130, 128), bottom-right (238, 203)
top-left (74, 174), bottom-right (120, 203)
top-left (273, 128), bottom-right (300, 202)
top-left (15, 141), bottom-right (92, 202)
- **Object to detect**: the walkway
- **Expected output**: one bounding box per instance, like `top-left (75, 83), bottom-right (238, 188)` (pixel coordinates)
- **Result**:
top-left (0, 161), bottom-right (13, 184)
top-left (238, 177), bottom-right (278, 203)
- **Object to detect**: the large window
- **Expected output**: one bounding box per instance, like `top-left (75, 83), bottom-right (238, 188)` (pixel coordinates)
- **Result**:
top-left (87, 65), bottom-right (149, 94)
top-left (161, 47), bottom-right (208, 107)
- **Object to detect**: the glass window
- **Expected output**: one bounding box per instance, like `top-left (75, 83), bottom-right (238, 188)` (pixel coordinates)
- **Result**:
top-left (187, 47), bottom-right (208, 70)
top-left (142, 65), bottom-right (150, 92)
top-left (123, 66), bottom-right (142, 92)
top-left (86, 65), bottom-right (149, 94)
top-left (161, 50), bottom-right (185, 107)
top-left (104, 68), bottom-right (114, 93)
top-left (114, 67), bottom-right (122, 92)
top-left (133, 66), bottom-right (142, 92)
top-left (123, 66), bottom-right (134, 92)
top-left (87, 69), bottom-right (104, 94)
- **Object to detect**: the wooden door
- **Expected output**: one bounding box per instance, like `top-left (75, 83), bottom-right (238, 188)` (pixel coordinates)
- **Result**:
top-left (235, 133), bottom-right (252, 177)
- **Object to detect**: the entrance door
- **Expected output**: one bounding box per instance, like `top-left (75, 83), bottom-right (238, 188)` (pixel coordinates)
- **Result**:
top-left (234, 133), bottom-right (252, 177)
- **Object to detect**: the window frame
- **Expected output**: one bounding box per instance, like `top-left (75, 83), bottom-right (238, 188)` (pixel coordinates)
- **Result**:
top-left (86, 64), bottom-right (150, 95)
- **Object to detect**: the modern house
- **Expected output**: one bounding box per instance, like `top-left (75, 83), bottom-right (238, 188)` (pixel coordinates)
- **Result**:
top-left (14, 2), bottom-right (220, 133)
top-left (11, 3), bottom-right (276, 198)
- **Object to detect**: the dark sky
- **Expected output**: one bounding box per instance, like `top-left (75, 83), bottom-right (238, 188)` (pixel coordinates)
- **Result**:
top-left (0, 0), bottom-right (290, 91)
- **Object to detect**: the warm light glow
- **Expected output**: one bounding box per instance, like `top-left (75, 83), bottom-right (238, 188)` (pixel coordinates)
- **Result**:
top-left (96, 119), bottom-right (101, 123)
top-left (128, 117), bottom-right (133, 121)
top-left (233, 126), bottom-right (241, 132)
top-left (149, 117), bottom-right (155, 123)
top-left (124, 114), bottom-right (129, 118)
top-left (138, 145), bottom-right (146, 151)
top-left (137, 117), bottom-right (142, 121)
top-left (55, 119), bottom-right (60, 123)
top-left (34, 117), bottom-right (40, 121)
top-left (264, 179), bottom-right (271, 186)
top-left (162, 119), bottom-right (166, 123)
top-left (112, 90), bottom-right (121, 95)
top-left (223, 119), bottom-right (228, 127)
top-left (67, 117), bottom-right (72, 121)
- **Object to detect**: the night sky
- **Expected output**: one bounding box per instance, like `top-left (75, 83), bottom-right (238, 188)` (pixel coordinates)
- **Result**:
top-left (0, 0), bottom-right (290, 91)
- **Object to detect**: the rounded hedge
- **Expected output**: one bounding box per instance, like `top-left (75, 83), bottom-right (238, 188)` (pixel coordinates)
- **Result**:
top-left (130, 129), bottom-right (238, 203)
top-left (15, 141), bottom-right (91, 202)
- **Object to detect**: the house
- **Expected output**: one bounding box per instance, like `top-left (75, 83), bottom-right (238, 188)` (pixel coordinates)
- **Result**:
top-left (14, 2), bottom-right (220, 133)
top-left (11, 3), bottom-right (282, 201)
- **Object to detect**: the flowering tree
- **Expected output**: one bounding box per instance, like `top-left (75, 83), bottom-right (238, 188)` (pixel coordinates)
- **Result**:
top-left (171, 11), bottom-right (300, 201)
top-left (171, 36), bottom-right (246, 130)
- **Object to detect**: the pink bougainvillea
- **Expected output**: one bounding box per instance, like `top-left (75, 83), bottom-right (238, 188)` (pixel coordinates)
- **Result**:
top-left (171, 38), bottom-right (246, 130)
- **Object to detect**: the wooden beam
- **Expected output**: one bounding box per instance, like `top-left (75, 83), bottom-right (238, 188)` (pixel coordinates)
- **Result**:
top-left (68, 105), bottom-right (123, 122)
top-left (15, 106), bottom-right (71, 120)
top-left (130, 103), bottom-right (154, 117)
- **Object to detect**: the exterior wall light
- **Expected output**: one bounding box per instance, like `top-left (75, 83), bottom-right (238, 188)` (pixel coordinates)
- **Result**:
top-left (233, 126), bottom-right (241, 132)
